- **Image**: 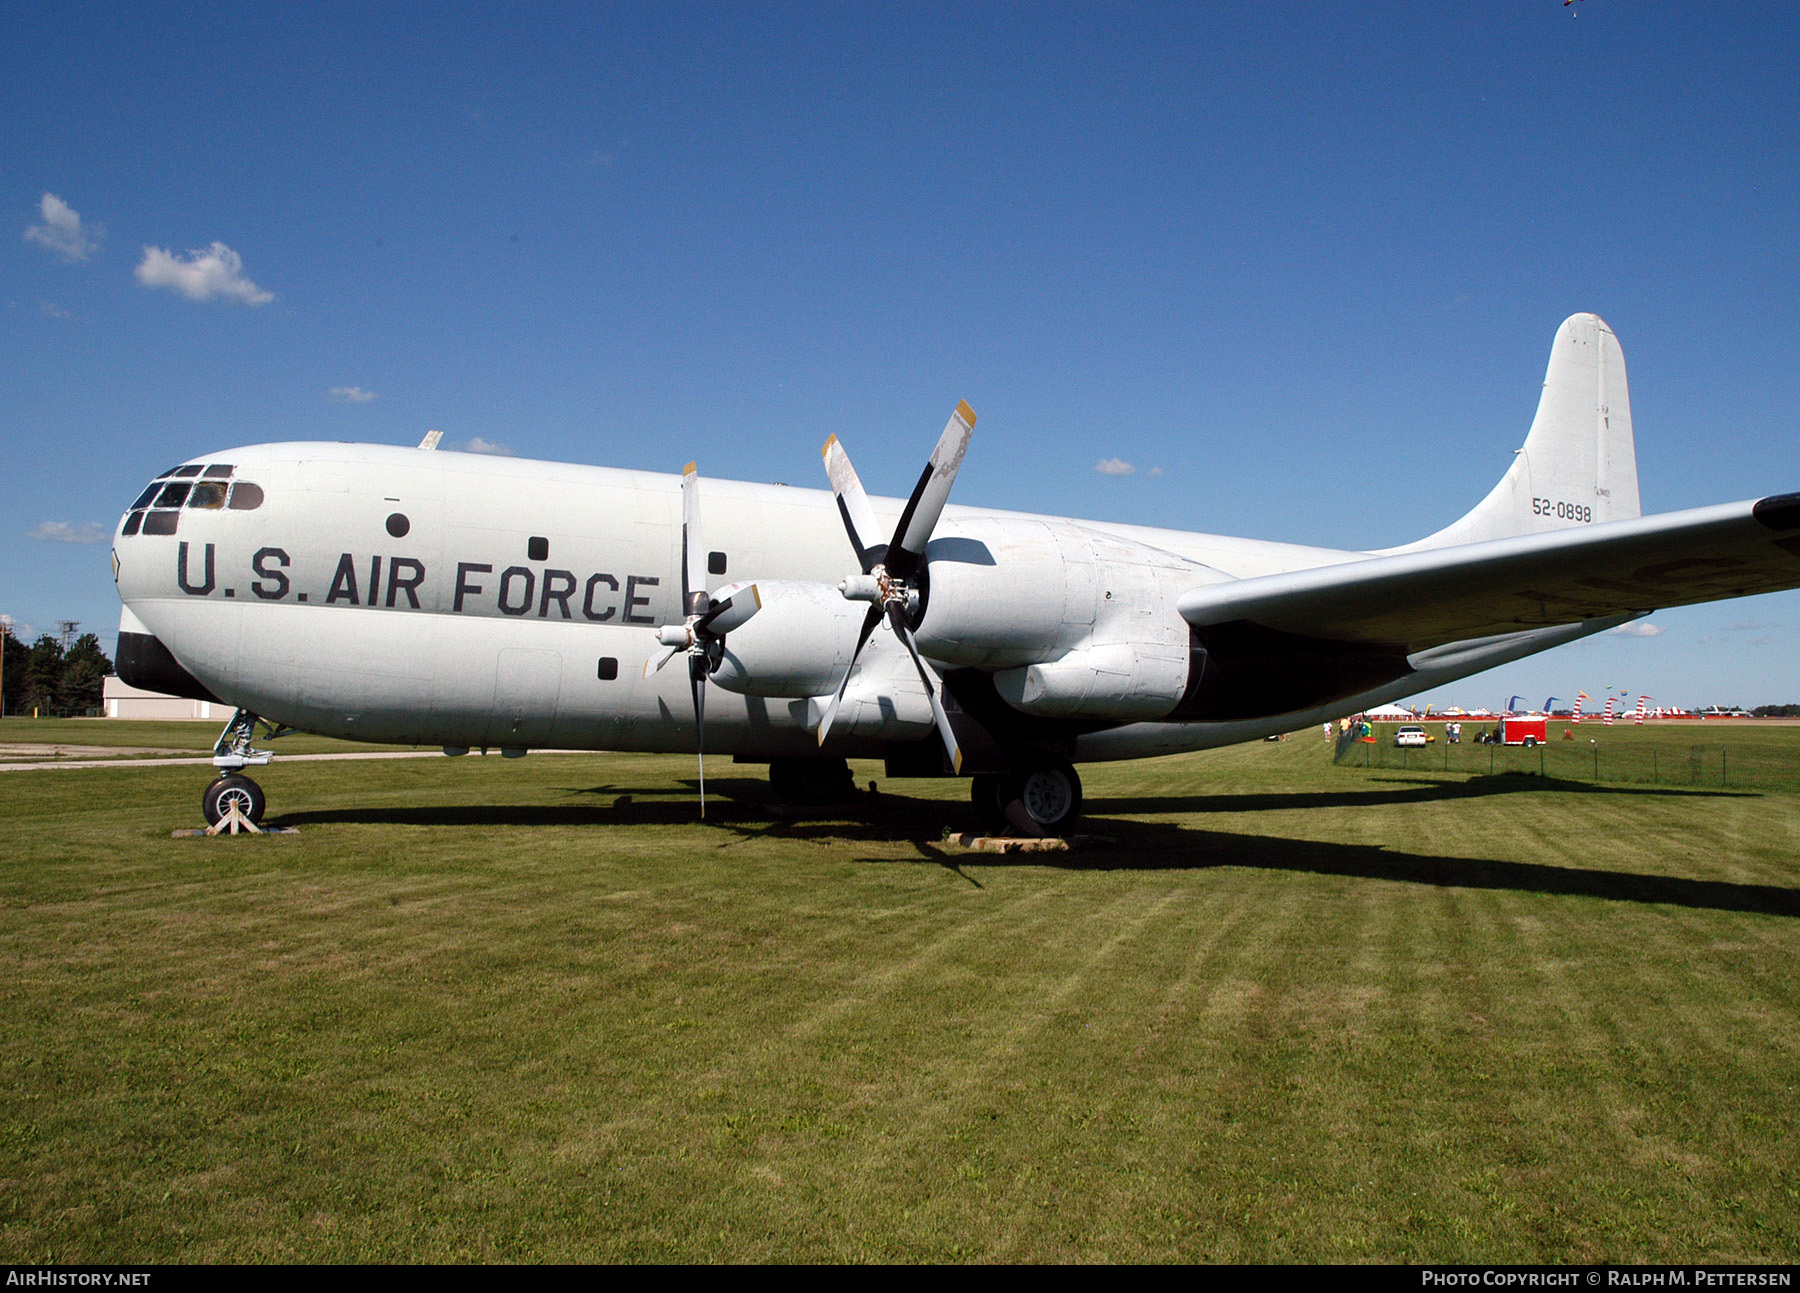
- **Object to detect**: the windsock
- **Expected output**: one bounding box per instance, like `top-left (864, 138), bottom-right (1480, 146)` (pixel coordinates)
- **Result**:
top-left (1573, 692), bottom-right (1588, 724)
top-left (1634, 695), bottom-right (1650, 725)
top-left (1602, 696), bottom-right (1616, 726)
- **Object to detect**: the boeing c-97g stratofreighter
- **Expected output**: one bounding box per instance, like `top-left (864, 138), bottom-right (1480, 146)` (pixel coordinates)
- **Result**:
top-left (112, 314), bottom-right (1800, 833)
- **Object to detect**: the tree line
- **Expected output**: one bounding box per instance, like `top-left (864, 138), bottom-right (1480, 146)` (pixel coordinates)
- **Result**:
top-left (1, 628), bottom-right (114, 717)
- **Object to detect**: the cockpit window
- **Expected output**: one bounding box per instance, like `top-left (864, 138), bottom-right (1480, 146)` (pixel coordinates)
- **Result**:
top-left (203, 463), bottom-right (235, 478)
top-left (227, 481), bottom-right (264, 510)
top-left (121, 512), bottom-right (143, 536)
top-left (155, 481), bottom-right (192, 508)
top-left (170, 465), bottom-right (204, 478)
top-left (130, 482), bottom-right (163, 510)
top-left (187, 481), bottom-right (228, 509)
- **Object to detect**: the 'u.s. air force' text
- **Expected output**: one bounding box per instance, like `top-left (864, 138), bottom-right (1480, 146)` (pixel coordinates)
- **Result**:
top-left (172, 543), bottom-right (664, 623)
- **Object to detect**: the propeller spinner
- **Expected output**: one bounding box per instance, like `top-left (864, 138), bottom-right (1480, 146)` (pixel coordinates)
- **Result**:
top-left (816, 401), bottom-right (975, 773)
top-left (645, 462), bottom-right (760, 815)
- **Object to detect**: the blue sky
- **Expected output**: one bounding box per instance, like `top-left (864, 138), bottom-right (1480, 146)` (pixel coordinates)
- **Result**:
top-left (4, 2), bottom-right (1797, 709)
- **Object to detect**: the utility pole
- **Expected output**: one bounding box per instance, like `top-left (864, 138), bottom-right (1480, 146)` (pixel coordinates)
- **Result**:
top-left (0, 614), bottom-right (10, 720)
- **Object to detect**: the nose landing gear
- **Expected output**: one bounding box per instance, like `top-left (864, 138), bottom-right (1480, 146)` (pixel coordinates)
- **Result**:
top-left (200, 708), bottom-right (292, 828)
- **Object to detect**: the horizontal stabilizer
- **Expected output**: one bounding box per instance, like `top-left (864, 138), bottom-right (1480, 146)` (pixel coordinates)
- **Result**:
top-left (1178, 494), bottom-right (1800, 654)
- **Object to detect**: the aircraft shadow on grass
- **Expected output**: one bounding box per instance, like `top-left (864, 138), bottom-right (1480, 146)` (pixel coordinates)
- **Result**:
top-left (274, 774), bottom-right (1799, 919)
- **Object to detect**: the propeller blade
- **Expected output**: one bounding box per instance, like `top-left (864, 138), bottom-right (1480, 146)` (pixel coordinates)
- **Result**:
top-left (886, 400), bottom-right (975, 579)
top-left (644, 643), bottom-right (681, 677)
top-left (681, 462), bottom-right (707, 618)
top-left (695, 582), bottom-right (761, 636)
top-left (888, 603), bottom-right (964, 775)
top-left (821, 434), bottom-right (884, 573)
top-left (816, 602), bottom-right (884, 747)
top-left (689, 653), bottom-right (707, 818)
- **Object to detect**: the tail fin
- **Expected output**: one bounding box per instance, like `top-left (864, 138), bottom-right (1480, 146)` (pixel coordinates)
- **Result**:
top-left (1395, 313), bottom-right (1641, 551)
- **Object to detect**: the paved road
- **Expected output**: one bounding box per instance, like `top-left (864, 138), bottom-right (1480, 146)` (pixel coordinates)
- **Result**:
top-left (0, 749), bottom-right (456, 772)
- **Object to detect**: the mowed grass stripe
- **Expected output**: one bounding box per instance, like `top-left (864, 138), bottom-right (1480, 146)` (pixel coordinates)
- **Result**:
top-left (2, 725), bottom-right (1798, 1261)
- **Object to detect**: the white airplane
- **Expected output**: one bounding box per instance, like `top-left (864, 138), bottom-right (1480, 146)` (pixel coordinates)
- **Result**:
top-left (111, 314), bottom-right (1800, 834)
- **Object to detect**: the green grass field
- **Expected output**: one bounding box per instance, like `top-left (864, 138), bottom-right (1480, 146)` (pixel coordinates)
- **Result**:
top-left (2, 721), bottom-right (1797, 1262)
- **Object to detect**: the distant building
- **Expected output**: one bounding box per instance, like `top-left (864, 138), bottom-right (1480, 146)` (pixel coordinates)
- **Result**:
top-left (102, 675), bottom-right (221, 721)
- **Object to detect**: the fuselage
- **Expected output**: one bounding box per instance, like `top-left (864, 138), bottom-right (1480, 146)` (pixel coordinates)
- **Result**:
top-left (113, 442), bottom-right (1584, 764)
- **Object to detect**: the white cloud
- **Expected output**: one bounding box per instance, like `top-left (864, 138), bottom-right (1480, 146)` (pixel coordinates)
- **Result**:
top-left (329, 386), bottom-right (377, 403)
top-left (1609, 621), bottom-right (1663, 637)
top-left (30, 520), bottom-right (110, 544)
top-left (462, 436), bottom-right (513, 456)
top-left (1095, 458), bottom-right (1135, 476)
top-left (39, 300), bottom-right (71, 319)
top-left (135, 241), bottom-right (273, 304)
top-left (24, 193), bottom-right (98, 261)
top-left (1148, 466), bottom-right (1164, 477)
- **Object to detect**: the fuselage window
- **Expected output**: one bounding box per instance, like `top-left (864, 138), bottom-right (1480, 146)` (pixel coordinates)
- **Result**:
top-left (155, 481), bottom-right (192, 508)
top-left (529, 536), bottom-right (549, 561)
top-left (203, 463), bottom-right (235, 478)
top-left (130, 482), bottom-right (163, 510)
top-left (121, 511), bottom-right (144, 536)
top-left (144, 511), bottom-right (179, 536)
top-left (170, 465), bottom-right (204, 478)
top-left (187, 482), bottom-right (228, 509)
top-left (227, 481), bottom-right (264, 510)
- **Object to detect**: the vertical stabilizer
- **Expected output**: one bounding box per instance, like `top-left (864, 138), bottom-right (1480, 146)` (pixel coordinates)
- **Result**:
top-left (1392, 313), bottom-right (1641, 551)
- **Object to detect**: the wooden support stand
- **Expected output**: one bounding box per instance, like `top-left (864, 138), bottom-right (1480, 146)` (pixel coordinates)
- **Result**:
top-left (171, 810), bottom-right (298, 838)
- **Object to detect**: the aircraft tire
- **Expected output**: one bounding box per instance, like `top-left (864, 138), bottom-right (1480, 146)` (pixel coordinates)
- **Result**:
top-left (203, 774), bottom-right (266, 828)
top-left (997, 760), bottom-right (1083, 837)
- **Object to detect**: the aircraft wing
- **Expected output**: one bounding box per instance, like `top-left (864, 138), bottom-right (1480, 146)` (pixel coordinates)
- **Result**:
top-left (1176, 494), bottom-right (1800, 653)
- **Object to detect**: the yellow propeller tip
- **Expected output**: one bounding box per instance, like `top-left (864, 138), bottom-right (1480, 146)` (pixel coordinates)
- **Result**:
top-left (956, 400), bottom-right (976, 426)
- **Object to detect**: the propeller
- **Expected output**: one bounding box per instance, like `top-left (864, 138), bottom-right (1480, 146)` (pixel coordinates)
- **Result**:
top-left (815, 401), bottom-right (975, 773)
top-left (644, 462), bottom-right (761, 815)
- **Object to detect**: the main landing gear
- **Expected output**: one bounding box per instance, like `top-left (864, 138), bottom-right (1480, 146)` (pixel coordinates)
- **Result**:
top-left (971, 758), bottom-right (1084, 837)
top-left (201, 708), bottom-right (291, 828)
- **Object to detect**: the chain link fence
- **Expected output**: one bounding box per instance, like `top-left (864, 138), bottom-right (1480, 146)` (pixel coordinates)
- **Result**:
top-left (1332, 721), bottom-right (1800, 792)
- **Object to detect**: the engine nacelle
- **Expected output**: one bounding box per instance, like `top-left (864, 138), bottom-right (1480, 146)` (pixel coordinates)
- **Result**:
top-left (918, 517), bottom-right (1215, 721)
top-left (709, 579), bottom-right (863, 698)
top-left (992, 642), bottom-right (1189, 721)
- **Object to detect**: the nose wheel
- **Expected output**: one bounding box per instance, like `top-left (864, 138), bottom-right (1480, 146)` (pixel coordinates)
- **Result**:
top-left (203, 773), bottom-right (266, 828)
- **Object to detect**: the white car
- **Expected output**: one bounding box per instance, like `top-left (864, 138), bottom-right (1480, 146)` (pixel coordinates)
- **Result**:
top-left (1394, 725), bottom-right (1429, 748)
